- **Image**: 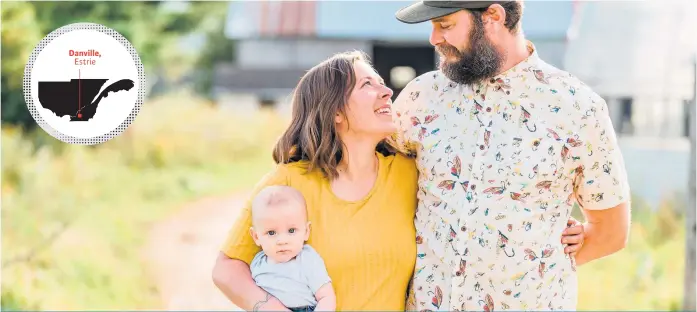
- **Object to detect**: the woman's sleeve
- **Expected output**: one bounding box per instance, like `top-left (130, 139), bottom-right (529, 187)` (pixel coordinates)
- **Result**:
top-left (220, 165), bottom-right (290, 264)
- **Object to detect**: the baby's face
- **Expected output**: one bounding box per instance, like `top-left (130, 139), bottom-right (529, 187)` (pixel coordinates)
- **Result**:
top-left (250, 202), bottom-right (309, 263)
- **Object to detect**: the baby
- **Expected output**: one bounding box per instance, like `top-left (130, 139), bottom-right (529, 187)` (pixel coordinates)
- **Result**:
top-left (249, 185), bottom-right (336, 312)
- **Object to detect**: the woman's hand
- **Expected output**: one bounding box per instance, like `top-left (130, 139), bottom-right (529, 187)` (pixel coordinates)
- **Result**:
top-left (561, 217), bottom-right (585, 258)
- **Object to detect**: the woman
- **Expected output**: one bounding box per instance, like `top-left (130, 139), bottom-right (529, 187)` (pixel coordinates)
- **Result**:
top-left (211, 51), bottom-right (585, 311)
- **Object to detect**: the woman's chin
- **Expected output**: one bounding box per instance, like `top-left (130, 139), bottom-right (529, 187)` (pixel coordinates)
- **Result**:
top-left (375, 125), bottom-right (399, 140)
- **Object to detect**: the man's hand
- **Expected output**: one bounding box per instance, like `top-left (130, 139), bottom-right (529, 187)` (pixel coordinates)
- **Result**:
top-left (562, 217), bottom-right (585, 259)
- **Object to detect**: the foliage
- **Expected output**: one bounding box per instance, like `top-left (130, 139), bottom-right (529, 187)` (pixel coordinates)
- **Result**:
top-left (1, 2), bottom-right (44, 128)
top-left (576, 196), bottom-right (686, 311)
top-left (1, 93), bottom-right (288, 310)
top-left (191, 11), bottom-right (235, 98)
top-left (0, 1), bottom-right (230, 128)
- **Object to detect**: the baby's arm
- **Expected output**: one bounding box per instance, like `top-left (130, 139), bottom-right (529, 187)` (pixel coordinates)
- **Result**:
top-left (301, 245), bottom-right (335, 311)
top-left (314, 283), bottom-right (336, 311)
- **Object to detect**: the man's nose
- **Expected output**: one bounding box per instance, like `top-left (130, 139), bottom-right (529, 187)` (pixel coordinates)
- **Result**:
top-left (429, 28), bottom-right (444, 46)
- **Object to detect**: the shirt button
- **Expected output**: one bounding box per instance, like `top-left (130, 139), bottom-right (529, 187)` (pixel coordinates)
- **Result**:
top-left (486, 107), bottom-right (491, 112)
top-left (479, 145), bottom-right (485, 150)
top-left (490, 78), bottom-right (496, 84)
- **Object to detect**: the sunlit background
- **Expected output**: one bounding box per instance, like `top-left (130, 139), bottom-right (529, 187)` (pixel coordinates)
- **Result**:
top-left (2, 1), bottom-right (696, 311)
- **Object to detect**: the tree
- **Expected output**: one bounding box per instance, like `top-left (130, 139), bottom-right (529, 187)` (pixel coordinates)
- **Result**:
top-left (1, 2), bottom-right (43, 128)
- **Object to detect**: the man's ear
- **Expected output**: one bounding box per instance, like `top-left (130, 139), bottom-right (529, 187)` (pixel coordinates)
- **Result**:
top-left (249, 227), bottom-right (260, 246)
top-left (483, 4), bottom-right (506, 28)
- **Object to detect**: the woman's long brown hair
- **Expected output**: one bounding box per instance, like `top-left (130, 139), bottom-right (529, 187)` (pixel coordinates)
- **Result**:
top-left (272, 50), bottom-right (395, 180)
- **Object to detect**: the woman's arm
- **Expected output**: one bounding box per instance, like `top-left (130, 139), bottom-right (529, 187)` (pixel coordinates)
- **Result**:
top-left (212, 252), bottom-right (290, 311)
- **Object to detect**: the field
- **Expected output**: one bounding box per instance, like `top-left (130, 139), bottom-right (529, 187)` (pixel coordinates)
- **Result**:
top-left (0, 93), bottom-right (687, 310)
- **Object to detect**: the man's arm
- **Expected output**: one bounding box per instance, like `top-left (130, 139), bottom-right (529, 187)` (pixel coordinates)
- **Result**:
top-left (574, 202), bottom-right (631, 266)
top-left (212, 252), bottom-right (290, 311)
top-left (313, 283), bottom-right (336, 311)
top-left (568, 86), bottom-right (632, 266)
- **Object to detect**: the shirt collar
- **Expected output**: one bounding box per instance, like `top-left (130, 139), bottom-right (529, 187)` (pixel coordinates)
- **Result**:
top-left (474, 40), bottom-right (540, 89)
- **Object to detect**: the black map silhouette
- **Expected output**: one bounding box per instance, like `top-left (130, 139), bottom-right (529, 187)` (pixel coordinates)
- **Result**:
top-left (38, 78), bottom-right (135, 121)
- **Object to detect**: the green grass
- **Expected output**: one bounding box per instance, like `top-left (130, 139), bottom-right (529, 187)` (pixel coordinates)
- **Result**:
top-left (1, 92), bottom-right (287, 310)
top-left (576, 197), bottom-right (686, 310)
top-left (0, 91), bottom-right (689, 310)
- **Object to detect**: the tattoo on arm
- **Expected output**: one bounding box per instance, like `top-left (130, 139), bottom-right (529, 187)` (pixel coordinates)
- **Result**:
top-left (253, 292), bottom-right (271, 312)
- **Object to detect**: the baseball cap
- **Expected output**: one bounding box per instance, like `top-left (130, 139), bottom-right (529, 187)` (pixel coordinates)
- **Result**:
top-left (395, 1), bottom-right (512, 24)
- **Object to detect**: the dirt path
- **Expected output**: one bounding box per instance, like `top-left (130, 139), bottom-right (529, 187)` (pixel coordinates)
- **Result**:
top-left (143, 192), bottom-right (250, 311)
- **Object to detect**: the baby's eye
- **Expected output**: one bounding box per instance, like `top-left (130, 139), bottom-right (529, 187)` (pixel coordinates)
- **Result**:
top-left (267, 230), bottom-right (276, 236)
top-left (288, 228), bottom-right (296, 234)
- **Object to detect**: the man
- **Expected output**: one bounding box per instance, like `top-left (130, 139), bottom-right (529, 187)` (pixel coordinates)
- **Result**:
top-left (390, 1), bottom-right (632, 311)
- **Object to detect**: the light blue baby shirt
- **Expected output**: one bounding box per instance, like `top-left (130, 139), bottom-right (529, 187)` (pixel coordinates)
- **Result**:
top-left (250, 244), bottom-right (331, 308)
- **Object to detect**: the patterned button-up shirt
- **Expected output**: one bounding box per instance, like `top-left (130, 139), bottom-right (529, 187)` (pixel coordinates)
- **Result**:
top-left (391, 42), bottom-right (631, 311)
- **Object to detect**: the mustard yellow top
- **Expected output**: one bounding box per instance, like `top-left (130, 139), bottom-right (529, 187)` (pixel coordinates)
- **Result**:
top-left (221, 152), bottom-right (418, 311)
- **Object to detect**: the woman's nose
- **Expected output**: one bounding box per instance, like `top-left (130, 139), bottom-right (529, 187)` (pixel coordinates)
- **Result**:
top-left (381, 85), bottom-right (394, 99)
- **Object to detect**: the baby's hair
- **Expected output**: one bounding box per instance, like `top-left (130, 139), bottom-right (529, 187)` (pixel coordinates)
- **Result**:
top-left (251, 185), bottom-right (307, 225)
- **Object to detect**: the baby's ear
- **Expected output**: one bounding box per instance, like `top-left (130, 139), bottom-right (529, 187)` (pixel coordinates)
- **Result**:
top-left (304, 222), bottom-right (311, 241)
top-left (249, 227), bottom-right (260, 246)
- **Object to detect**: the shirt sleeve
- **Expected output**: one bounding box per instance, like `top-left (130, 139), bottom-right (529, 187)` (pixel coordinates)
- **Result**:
top-left (220, 165), bottom-right (290, 264)
top-left (570, 89), bottom-right (631, 210)
top-left (387, 77), bottom-right (426, 157)
top-left (300, 245), bottom-right (332, 294)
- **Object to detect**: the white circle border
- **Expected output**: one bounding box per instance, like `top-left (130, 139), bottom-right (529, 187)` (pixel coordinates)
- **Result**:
top-left (23, 22), bottom-right (146, 145)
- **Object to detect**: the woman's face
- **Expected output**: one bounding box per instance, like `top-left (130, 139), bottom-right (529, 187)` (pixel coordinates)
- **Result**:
top-left (335, 61), bottom-right (396, 140)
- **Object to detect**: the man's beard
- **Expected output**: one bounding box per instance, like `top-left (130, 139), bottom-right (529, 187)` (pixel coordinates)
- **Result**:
top-left (437, 18), bottom-right (505, 85)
